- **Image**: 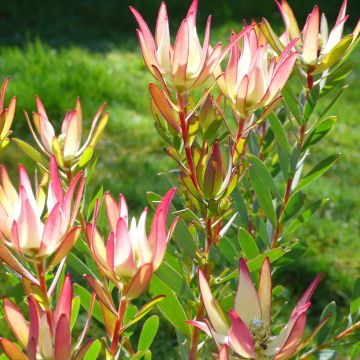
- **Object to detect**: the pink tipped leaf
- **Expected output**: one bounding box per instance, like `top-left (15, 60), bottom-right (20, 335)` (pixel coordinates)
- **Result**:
top-left (84, 275), bottom-right (117, 314)
top-left (155, 2), bottom-right (169, 47)
top-left (187, 320), bottom-right (212, 337)
top-left (172, 19), bottom-right (190, 88)
top-left (63, 171), bottom-right (83, 224)
top-left (236, 75), bottom-right (249, 117)
top-left (3, 297), bottom-right (29, 347)
top-left (1, 165), bottom-right (17, 205)
top-left (114, 217), bottom-right (136, 277)
top-left (218, 344), bottom-right (229, 360)
top-left (27, 296), bottom-right (40, 347)
top-left (292, 274), bottom-right (321, 316)
top-left (38, 203), bottom-right (62, 256)
top-left (302, 6), bottom-right (320, 65)
top-left (57, 274), bottom-right (72, 323)
top-left (48, 226), bottom-right (81, 269)
top-left (54, 314), bottom-right (71, 360)
top-left (104, 192), bottom-right (120, 232)
top-left (198, 268), bottom-right (229, 335)
top-left (234, 258), bottom-right (261, 324)
top-left (48, 156), bottom-right (64, 210)
top-left (273, 310), bottom-right (308, 360)
top-left (228, 310), bottom-right (255, 358)
top-left (149, 188), bottom-right (176, 269)
top-left (258, 257), bottom-right (272, 327)
top-left (63, 110), bottom-right (81, 160)
top-left (130, 6), bottom-right (159, 74)
top-left (0, 339), bottom-right (27, 360)
top-left (124, 263), bottom-right (153, 300)
top-left (0, 243), bottom-right (39, 284)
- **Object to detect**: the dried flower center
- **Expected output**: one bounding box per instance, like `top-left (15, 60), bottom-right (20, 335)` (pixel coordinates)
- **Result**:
top-left (248, 319), bottom-right (270, 350)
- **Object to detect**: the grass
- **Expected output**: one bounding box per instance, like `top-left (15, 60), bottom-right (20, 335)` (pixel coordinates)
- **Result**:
top-left (0, 6), bottom-right (359, 356)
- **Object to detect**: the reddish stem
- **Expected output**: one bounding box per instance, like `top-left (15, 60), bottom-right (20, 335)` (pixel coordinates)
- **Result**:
top-left (110, 299), bottom-right (128, 356)
top-left (36, 262), bottom-right (54, 334)
top-left (177, 92), bottom-right (200, 191)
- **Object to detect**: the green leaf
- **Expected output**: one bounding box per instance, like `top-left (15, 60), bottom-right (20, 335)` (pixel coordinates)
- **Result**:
top-left (238, 228), bottom-right (259, 259)
top-left (131, 350), bottom-right (152, 360)
top-left (303, 116), bottom-right (338, 151)
top-left (320, 62), bottom-right (354, 97)
top-left (318, 85), bottom-right (347, 120)
top-left (232, 188), bottom-right (249, 226)
top-left (78, 146), bottom-right (94, 168)
top-left (71, 296), bottom-right (81, 330)
top-left (172, 219), bottom-right (197, 259)
top-left (303, 84), bottom-right (319, 123)
top-left (249, 171), bottom-right (277, 227)
top-left (218, 236), bottom-right (239, 263)
top-left (284, 198), bottom-right (328, 235)
top-left (282, 83), bottom-right (302, 124)
top-left (351, 343), bottom-right (360, 360)
top-left (351, 278), bottom-right (360, 321)
top-left (280, 192), bottom-right (305, 224)
top-left (67, 252), bottom-right (97, 278)
top-left (124, 303), bottom-right (138, 325)
top-left (86, 185), bottom-right (103, 221)
top-left (121, 296), bottom-right (165, 332)
top-left (83, 339), bottom-right (102, 360)
top-left (149, 276), bottom-right (191, 338)
top-left (247, 154), bottom-right (279, 197)
top-left (138, 315), bottom-right (159, 352)
top-left (276, 141), bottom-right (290, 181)
top-left (268, 113), bottom-right (291, 155)
top-left (155, 262), bottom-right (193, 300)
top-left (289, 144), bottom-right (299, 177)
top-left (13, 138), bottom-right (48, 165)
top-left (173, 208), bottom-right (203, 228)
top-left (74, 284), bottom-right (102, 322)
top-left (316, 301), bottom-right (337, 345)
top-left (295, 154), bottom-right (339, 191)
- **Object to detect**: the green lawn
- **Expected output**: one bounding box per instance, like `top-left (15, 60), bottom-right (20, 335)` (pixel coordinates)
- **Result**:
top-left (0, 23), bottom-right (359, 356)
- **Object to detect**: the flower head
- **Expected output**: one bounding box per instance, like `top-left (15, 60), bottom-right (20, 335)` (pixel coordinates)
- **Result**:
top-left (274, 0), bottom-right (360, 73)
top-left (86, 188), bottom-right (177, 299)
top-left (0, 275), bottom-right (92, 360)
top-left (0, 78), bottom-right (16, 154)
top-left (214, 28), bottom-right (298, 118)
top-left (189, 258), bottom-right (321, 359)
top-left (0, 156), bottom-right (84, 265)
top-left (25, 96), bottom-right (108, 168)
top-left (130, 0), bottom-right (249, 93)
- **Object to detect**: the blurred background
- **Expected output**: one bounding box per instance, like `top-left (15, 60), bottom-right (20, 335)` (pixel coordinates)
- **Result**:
top-left (0, 0), bottom-right (359, 356)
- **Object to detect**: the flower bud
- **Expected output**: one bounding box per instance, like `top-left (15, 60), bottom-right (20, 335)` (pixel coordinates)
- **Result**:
top-left (23, 97), bottom-right (108, 170)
